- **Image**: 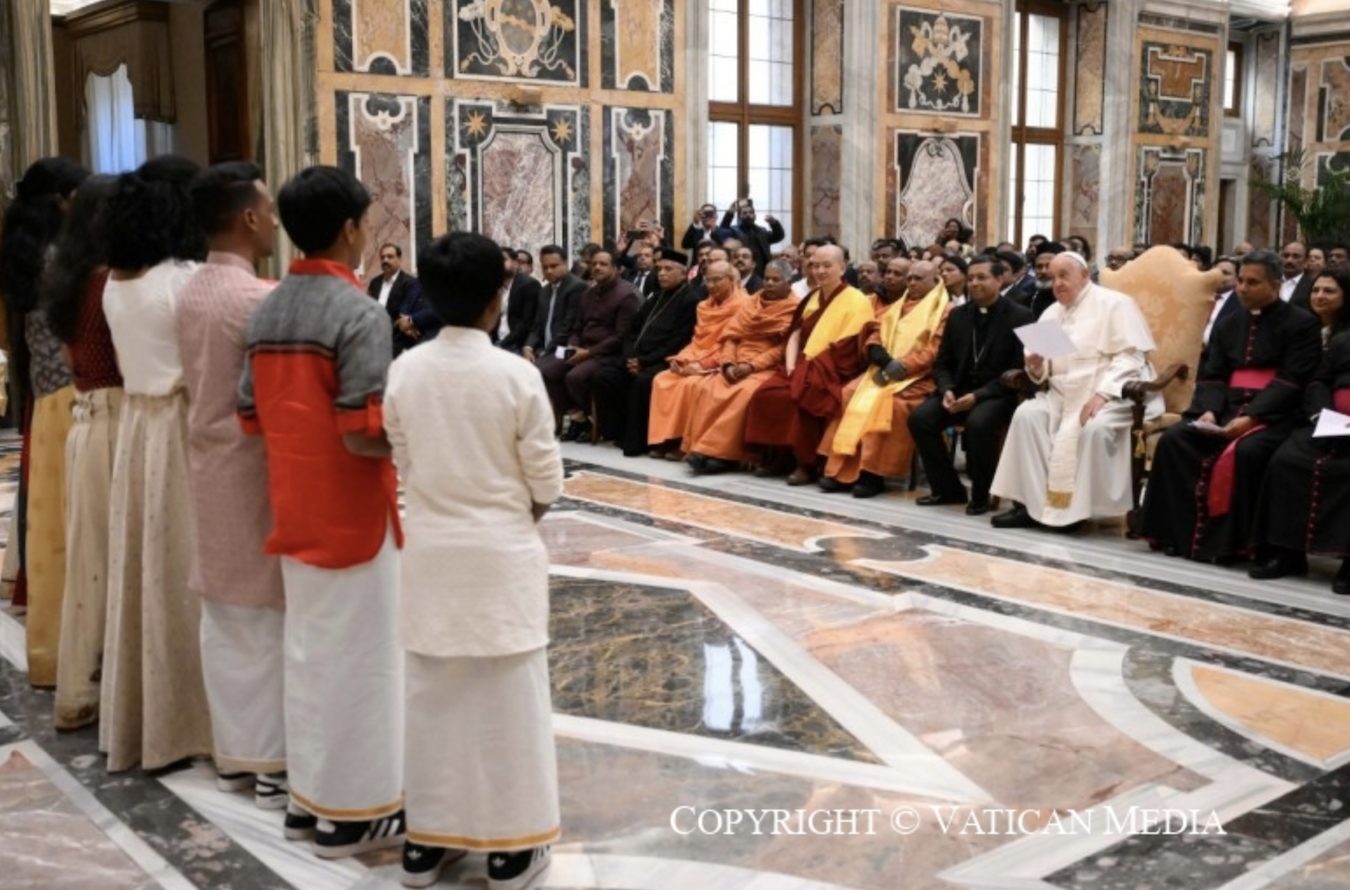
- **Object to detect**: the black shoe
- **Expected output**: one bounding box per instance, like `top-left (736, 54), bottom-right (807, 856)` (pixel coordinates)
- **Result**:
top-left (915, 492), bottom-right (966, 507)
top-left (622, 447), bottom-right (648, 458)
top-left (216, 770), bottom-right (253, 792)
top-left (701, 457), bottom-right (735, 475)
top-left (254, 772), bottom-right (288, 811)
top-left (314, 810), bottom-right (406, 859)
top-left (401, 841), bottom-right (467, 888)
top-left (1334, 561), bottom-right (1350, 596)
top-left (965, 498), bottom-right (991, 516)
top-left (852, 472), bottom-right (885, 499)
top-left (562, 420), bottom-right (591, 442)
top-left (284, 800), bottom-right (318, 841)
top-left (1249, 552), bottom-right (1308, 580)
top-left (686, 453), bottom-right (709, 473)
top-left (991, 505), bottom-right (1034, 529)
top-left (488, 845), bottom-right (553, 890)
top-left (818, 476), bottom-right (853, 493)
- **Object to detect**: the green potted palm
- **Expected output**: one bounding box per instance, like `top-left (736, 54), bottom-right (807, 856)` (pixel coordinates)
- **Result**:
top-left (1253, 149), bottom-right (1350, 244)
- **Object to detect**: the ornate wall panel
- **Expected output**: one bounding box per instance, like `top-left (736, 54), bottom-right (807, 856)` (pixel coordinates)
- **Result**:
top-left (890, 133), bottom-right (980, 249)
top-left (1318, 56), bottom-right (1350, 142)
top-left (1138, 42), bottom-right (1212, 138)
top-left (447, 0), bottom-right (586, 85)
top-left (1251, 31), bottom-right (1280, 149)
top-left (336, 91), bottom-right (433, 277)
top-left (600, 0), bottom-right (673, 92)
top-left (893, 7), bottom-right (983, 117)
top-left (1247, 157), bottom-right (1273, 249)
top-left (1289, 65), bottom-right (1308, 156)
top-left (1134, 146), bottom-right (1206, 246)
top-left (333, 0), bottom-right (430, 76)
top-left (1069, 143), bottom-right (1101, 241)
top-left (1073, 3), bottom-right (1106, 137)
top-left (809, 124), bottom-right (842, 240)
top-left (811, 0), bottom-right (844, 115)
top-left (602, 105), bottom-right (674, 240)
top-left (446, 98), bottom-right (589, 259)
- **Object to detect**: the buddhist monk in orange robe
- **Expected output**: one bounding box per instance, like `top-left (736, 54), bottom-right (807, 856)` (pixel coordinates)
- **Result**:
top-left (869, 256), bottom-right (910, 317)
top-left (820, 260), bottom-right (952, 498)
top-left (683, 261), bottom-right (800, 474)
top-left (742, 245), bottom-right (876, 484)
top-left (647, 261), bottom-right (746, 454)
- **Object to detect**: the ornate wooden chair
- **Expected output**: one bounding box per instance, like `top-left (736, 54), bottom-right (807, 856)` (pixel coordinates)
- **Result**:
top-left (1098, 246), bottom-right (1223, 532)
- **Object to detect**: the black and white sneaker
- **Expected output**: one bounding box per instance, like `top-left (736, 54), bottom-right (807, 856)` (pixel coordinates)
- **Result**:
top-left (284, 800), bottom-right (318, 841)
top-left (314, 810), bottom-right (406, 859)
top-left (488, 845), bottom-right (552, 890)
top-left (216, 770), bottom-right (253, 793)
top-left (400, 841), bottom-right (467, 888)
top-left (254, 773), bottom-right (289, 810)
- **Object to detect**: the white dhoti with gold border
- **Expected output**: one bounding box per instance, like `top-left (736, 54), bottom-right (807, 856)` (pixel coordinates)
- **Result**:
top-left (279, 531), bottom-right (402, 820)
top-left (404, 648), bottom-right (560, 852)
top-left (200, 600), bottom-right (286, 774)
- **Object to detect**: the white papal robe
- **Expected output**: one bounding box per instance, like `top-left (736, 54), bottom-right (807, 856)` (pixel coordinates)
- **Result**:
top-left (990, 283), bottom-right (1162, 526)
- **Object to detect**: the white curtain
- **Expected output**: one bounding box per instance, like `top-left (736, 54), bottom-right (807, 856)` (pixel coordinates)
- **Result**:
top-left (84, 63), bottom-right (177, 174)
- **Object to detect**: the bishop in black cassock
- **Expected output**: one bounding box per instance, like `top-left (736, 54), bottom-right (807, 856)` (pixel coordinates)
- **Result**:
top-left (592, 248), bottom-right (701, 454)
top-left (1140, 252), bottom-right (1322, 562)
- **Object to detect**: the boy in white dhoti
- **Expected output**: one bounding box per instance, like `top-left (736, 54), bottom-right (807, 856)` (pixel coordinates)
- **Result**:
top-left (384, 231), bottom-right (563, 889)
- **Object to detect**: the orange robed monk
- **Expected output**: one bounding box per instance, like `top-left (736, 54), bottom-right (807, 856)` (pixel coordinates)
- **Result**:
top-left (683, 260), bottom-right (801, 474)
top-left (647, 261), bottom-right (746, 456)
top-left (818, 260), bottom-right (951, 498)
top-left (742, 244), bottom-right (875, 483)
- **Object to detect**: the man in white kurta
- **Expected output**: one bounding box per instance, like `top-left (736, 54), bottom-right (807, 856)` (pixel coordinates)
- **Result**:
top-left (384, 231), bottom-right (564, 890)
top-left (990, 253), bottom-right (1161, 528)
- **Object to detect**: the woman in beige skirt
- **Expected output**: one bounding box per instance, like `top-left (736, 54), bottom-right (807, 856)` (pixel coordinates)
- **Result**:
top-left (98, 159), bottom-right (212, 771)
top-left (40, 175), bottom-right (125, 729)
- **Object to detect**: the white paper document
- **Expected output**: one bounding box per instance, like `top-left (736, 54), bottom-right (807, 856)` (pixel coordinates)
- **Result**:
top-left (1014, 320), bottom-right (1078, 360)
top-left (1313, 409), bottom-right (1350, 439)
top-left (1190, 419), bottom-right (1227, 435)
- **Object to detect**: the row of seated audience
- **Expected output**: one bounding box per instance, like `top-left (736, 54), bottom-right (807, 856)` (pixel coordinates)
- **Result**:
top-left (483, 227), bottom-right (1350, 598)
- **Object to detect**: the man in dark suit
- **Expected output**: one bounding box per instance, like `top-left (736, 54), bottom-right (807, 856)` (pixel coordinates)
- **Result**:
top-left (367, 241), bottom-right (432, 354)
top-left (1203, 256), bottom-right (1241, 347)
top-left (1281, 241), bottom-right (1315, 309)
top-left (524, 244), bottom-right (587, 365)
top-left (592, 247), bottom-right (701, 454)
top-left (1009, 242), bottom-right (1062, 319)
top-left (908, 254), bottom-right (1033, 515)
top-left (732, 245), bottom-right (763, 294)
top-left (623, 242), bottom-right (660, 299)
top-left (996, 249), bottom-right (1037, 306)
top-left (493, 246), bottom-right (542, 353)
top-left (719, 198), bottom-right (785, 275)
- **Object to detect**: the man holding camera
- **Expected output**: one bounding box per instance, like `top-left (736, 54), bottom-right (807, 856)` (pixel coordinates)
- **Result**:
top-left (720, 198), bottom-right (785, 276)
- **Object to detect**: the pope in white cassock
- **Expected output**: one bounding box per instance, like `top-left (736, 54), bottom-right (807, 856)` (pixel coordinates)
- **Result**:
top-left (989, 252), bottom-right (1161, 528)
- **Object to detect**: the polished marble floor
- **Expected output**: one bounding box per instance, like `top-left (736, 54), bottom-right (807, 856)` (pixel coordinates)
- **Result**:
top-left (2, 433), bottom-right (1349, 888)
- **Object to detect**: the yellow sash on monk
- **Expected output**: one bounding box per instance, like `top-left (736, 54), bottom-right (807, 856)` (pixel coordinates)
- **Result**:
top-left (831, 283), bottom-right (949, 454)
top-left (801, 285), bottom-right (875, 359)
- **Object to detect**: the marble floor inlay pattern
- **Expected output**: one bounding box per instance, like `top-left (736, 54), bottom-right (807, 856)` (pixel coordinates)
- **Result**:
top-left (1, 434), bottom-right (1349, 888)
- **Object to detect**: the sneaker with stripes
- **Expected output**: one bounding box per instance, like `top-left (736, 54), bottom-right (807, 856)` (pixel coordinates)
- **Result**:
top-left (284, 800), bottom-right (318, 841)
top-left (400, 841), bottom-right (467, 888)
top-left (314, 810), bottom-right (406, 859)
top-left (215, 770), bottom-right (253, 793)
top-left (254, 773), bottom-right (288, 810)
top-left (488, 845), bottom-right (552, 890)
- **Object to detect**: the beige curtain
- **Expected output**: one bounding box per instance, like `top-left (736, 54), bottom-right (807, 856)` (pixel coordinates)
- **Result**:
top-left (261, 0), bottom-right (318, 273)
top-left (8, 0), bottom-right (58, 173)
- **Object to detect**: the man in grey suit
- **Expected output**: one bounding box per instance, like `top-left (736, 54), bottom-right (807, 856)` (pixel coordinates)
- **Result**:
top-left (523, 244), bottom-right (587, 363)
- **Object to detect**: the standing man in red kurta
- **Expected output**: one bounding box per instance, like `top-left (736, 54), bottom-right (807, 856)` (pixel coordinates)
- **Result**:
top-left (239, 166), bottom-right (405, 858)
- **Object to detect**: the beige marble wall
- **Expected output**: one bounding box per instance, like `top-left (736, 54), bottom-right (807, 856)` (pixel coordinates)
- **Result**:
top-left (1127, 17), bottom-right (1224, 247)
top-left (877, 0), bottom-right (1005, 248)
top-left (313, 0), bottom-right (686, 271)
top-left (1287, 29), bottom-right (1350, 242)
